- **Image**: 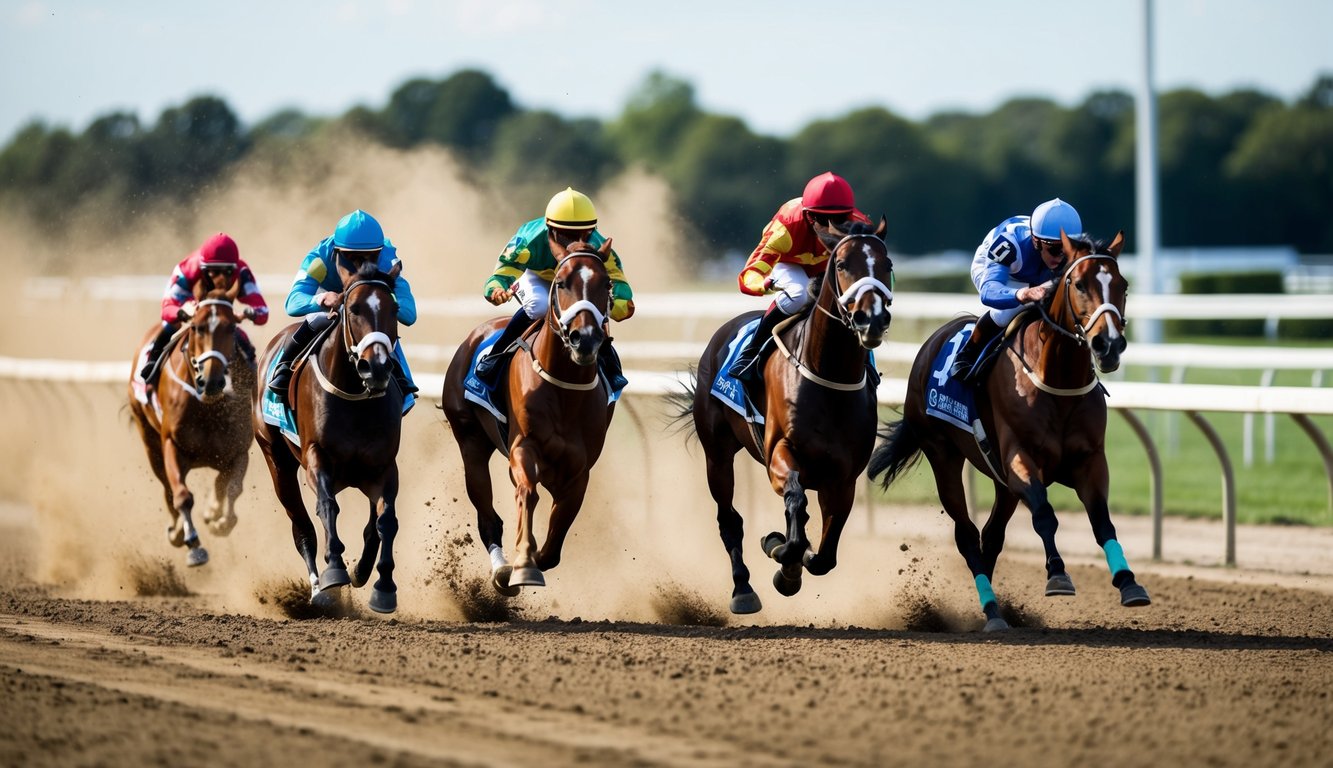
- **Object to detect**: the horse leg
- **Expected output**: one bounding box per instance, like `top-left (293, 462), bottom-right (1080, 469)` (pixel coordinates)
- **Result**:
top-left (162, 439), bottom-right (208, 567)
top-left (307, 455), bottom-right (351, 593)
top-left (367, 468), bottom-right (400, 614)
top-left (926, 446), bottom-right (1005, 631)
top-left (206, 451), bottom-right (245, 536)
top-left (508, 442), bottom-right (545, 587)
top-left (704, 440), bottom-right (759, 614)
top-left (534, 473), bottom-right (589, 573)
top-left (803, 484), bottom-right (855, 577)
top-left (979, 483), bottom-right (1024, 589)
top-left (458, 434), bottom-right (516, 596)
top-left (143, 435), bottom-right (186, 548)
top-left (1075, 457), bottom-right (1151, 607)
top-left (762, 442), bottom-right (808, 597)
top-left (1009, 458), bottom-right (1073, 596)
top-left (258, 442), bottom-right (321, 597)
top-left (352, 501), bottom-right (380, 589)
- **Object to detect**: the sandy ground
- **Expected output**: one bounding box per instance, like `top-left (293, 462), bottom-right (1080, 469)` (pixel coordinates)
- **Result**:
top-left (2, 156), bottom-right (1332, 766)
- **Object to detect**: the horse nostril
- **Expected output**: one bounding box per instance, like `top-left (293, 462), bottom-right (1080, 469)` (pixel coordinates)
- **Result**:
top-left (1091, 336), bottom-right (1108, 354)
top-left (1116, 336), bottom-right (1127, 354)
top-left (852, 310), bottom-right (869, 327)
top-left (569, 328), bottom-right (582, 345)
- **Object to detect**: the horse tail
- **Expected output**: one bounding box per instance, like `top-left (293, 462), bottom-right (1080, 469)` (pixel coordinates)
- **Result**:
top-left (867, 417), bottom-right (923, 490)
top-left (663, 366), bottom-right (698, 442)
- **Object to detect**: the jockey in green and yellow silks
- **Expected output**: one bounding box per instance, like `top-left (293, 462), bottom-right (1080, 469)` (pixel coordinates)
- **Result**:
top-left (475, 187), bottom-right (634, 390)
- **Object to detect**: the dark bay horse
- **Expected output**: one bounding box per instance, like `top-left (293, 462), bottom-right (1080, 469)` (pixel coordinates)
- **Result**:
top-left (129, 275), bottom-right (252, 567)
top-left (674, 218), bottom-right (893, 614)
top-left (442, 240), bottom-right (616, 596)
top-left (869, 231), bottom-right (1150, 631)
top-left (253, 259), bottom-right (406, 613)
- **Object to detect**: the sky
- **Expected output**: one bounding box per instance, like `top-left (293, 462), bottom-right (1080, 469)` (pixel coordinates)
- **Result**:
top-left (2, 0), bottom-right (1332, 144)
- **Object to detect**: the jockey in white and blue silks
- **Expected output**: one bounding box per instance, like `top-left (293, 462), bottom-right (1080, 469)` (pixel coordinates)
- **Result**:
top-left (949, 198), bottom-right (1083, 382)
top-left (267, 209), bottom-right (419, 403)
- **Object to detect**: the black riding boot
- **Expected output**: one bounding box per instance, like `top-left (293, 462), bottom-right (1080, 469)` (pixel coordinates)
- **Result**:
top-left (949, 313), bottom-right (1001, 382)
top-left (598, 342), bottom-right (628, 392)
top-left (267, 317), bottom-right (323, 394)
top-left (475, 308), bottom-right (534, 388)
top-left (727, 303), bottom-right (793, 381)
top-left (139, 324), bottom-right (176, 383)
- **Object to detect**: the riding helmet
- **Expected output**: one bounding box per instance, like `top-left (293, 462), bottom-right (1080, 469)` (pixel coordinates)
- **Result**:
top-left (1031, 198), bottom-right (1083, 241)
top-left (333, 210), bottom-right (385, 251)
top-left (545, 187), bottom-right (598, 229)
top-left (801, 172), bottom-right (855, 213)
top-left (198, 233), bottom-right (240, 267)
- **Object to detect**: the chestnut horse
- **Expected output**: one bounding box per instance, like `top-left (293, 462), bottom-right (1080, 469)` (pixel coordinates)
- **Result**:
top-left (673, 218), bottom-right (893, 614)
top-left (442, 241), bottom-right (616, 596)
top-left (128, 275), bottom-right (251, 567)
top-left (253, 259), bottom-right (405, 613)
top-left (869, 231), bottom-right (1150, 631)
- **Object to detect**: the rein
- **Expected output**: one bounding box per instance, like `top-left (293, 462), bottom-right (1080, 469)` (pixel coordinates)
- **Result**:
top-left (164, 299), bottom-right (237, 401)
top-left (309, 277), bottom-right (396, 401)
top-left (524, 251), bottom-right (608, 392)
top-left (1013, 252), bottom-right (1123, 397)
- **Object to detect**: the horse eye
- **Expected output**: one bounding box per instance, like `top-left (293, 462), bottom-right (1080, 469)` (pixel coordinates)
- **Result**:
top-left (554, 280), bottom-right (566, 290)
top-left (835, 261), bottom-right (847, 272)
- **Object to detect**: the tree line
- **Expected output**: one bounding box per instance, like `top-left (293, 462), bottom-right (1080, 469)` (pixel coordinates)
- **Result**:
top-left (2, 69), bottom-right (1330, 261)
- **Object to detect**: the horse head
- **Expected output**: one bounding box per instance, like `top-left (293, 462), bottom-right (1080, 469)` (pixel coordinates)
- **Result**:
top-left (548, 239), bottom-right (612, 367)
top-left (336, 257), bottom-right (402, 395)
top-left (186, 273), bottom-right (243, 402)
top-left (813, 217), bottom-right (894, 348)
top-left (1054, 230), bottom-right (1128, 373)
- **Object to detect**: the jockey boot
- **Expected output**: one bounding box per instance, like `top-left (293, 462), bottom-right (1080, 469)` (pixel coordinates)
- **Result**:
top-left (234, 330), bottom-right (257, 367)
top-left (949, 313), bottom-right (1001, 382)
top-left (393, 364), bottom-right (419, 396)
top-left (139, 324), bottom-right (175, 383)
top-left (727, 303), bottom-right (793, 382)
top-left (598, 342), bottom-right (628, 392)
top-left (475, 308), bottom-right (534, 388)
top-left (267, 320), bottom-right (319, 395)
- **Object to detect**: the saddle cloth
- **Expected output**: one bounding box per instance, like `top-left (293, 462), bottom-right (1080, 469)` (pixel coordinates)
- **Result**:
top-left (461, 329), bottom-right (623, 424)
top-left (925, 322), bottom-right (979, 435)
top-left (708, 318), bottom-right (765, 424)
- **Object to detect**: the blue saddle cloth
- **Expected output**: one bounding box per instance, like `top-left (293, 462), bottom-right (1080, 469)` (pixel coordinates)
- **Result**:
top-left (709, 318), bottom-right (764, 422)
top-left (259, 349), bottom-right (416, 446)
top-left (462, 330), bottom-right (624, 423)
top-left (925, 322), bottom-right (980, 434)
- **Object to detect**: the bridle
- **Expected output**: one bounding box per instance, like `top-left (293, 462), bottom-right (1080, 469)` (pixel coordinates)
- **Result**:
top-left (1035, 252), bottom-right (1125, 346)
top-left (309, 276), bottom-right (397, 401)
top-left (165, 299), bottom-right (237, 401)
top-left (546, 251), bottom-right (609, 348)
top-left (814, 234), bottom-right (895, 330)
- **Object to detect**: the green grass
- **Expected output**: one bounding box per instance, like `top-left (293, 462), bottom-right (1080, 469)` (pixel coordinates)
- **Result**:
top-left (870, 359), bottom-right (1333, 527)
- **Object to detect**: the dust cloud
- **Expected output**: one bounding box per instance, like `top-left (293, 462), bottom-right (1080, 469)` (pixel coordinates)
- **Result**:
top-left (0, 138), bottom-right (967, 630)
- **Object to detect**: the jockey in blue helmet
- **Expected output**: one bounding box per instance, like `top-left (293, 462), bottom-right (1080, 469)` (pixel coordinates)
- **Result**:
top-left (949, 198), bottom-right (1083, 383)
top-left (267, 209), bottom-right (419, 407)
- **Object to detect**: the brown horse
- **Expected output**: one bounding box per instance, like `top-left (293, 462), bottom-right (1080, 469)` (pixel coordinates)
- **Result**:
top-left (128, 275), bottom-right (251, 567)
top-left (672, 218), bottom-right (893, 614)
top-left (442, 240), bottom-right (616, 595)
top-left (869, 231), bottom-right (1150, 631)
top-left (253, 259), bottom-right (406, 613)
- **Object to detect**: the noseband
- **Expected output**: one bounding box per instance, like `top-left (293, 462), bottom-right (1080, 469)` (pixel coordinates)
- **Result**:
top-left (547, 252), bottom-right (609, 349)
top-left (1036, 253), bottom-right (1125, 346)
top-left (340, 278), bottom-right (395, 365)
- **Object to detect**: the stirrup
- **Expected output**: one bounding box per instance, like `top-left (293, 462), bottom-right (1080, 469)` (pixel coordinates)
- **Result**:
top-left (268, 363), bottom-right (292, 393)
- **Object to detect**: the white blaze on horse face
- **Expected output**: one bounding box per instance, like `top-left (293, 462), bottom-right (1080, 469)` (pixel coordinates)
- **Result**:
top-left (1095, 267), bottom-right (1121, 340)
top-left (207, 305), bottom-right (221, 335)
top-left (366, 293), bottom-right (383, 319)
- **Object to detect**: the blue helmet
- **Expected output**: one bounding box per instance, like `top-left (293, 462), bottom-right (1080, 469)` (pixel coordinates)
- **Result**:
top-left (1031, 198), bottom-right (1083, 241)
top-left (333, 209), bottom-right (384, 251)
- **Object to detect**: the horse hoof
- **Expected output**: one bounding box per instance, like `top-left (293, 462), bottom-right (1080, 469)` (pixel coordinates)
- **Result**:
top-left (760, 532), bottom-right (786, 559)
top-left (1045, 573), bottom-right (1076, 596)
top-left (166, 523), bottom-right (186, 548)
top-left (730, 592), bottom-right (762, 615)
top-left (491, 566), bottom-right (521, 597)
top-left (983, 617), bottom-right (1011, 632)
top-left (319, 567), bottom-right (351, 591)
top-left (368, 589), bottom-right (397, 614)
top-left (772, 568), bottom-right (802, 597)
top-left (1120, 584), bottom-right (1151, 607)
top-left (186, 547), bottom-right (209, 567)
top-left (208, 515), bottom-right (237, 537)
top-left (510, 567), bottom-right (545, 587)
top-left (311, 589), bottom-right (339, 609)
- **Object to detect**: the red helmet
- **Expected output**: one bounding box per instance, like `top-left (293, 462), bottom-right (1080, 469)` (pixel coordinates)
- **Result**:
top-left (198, 233), bottom-right (239, 269)
top-left (801, 172), bottom-right (854, 213)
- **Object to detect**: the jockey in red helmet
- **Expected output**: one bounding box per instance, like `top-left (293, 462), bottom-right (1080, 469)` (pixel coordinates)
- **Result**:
top-left (728, 172), bottom-right (871, 380)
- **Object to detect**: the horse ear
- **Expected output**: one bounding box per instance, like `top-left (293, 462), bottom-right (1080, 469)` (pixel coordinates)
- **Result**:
top-left (192, 277), bottom-right (207, 302)
top-left (598, 237), bottom-right (613, 258)
top-left (388, 260), bottom-right (403, 282)
top-left (1107, 230), bottom-right (1126, 258)
top-left (875, 215), bottom-right (888, 240)
top-left (225, 272), bottom-right (243, 301)
top-left (1060, 228), bottom-right (1075, 253)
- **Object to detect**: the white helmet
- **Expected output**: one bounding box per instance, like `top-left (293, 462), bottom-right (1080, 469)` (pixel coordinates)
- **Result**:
top-left (1031, 198), bottom-right (1083, 240)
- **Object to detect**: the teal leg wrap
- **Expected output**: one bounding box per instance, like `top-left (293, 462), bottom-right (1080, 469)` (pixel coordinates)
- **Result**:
top-left (974, 574), bottom-right (997, 611)
top-left (1103, 540), bottom-right (1129, 576)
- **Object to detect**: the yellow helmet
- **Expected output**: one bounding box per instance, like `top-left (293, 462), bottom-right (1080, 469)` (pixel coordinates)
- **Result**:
top-left (544, 187), bottom-right (597, 228)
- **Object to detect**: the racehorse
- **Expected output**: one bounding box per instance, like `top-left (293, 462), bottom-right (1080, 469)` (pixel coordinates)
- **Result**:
top-left (441, 239), bottom-right (617, 596)
top-left (128, 275), bottom-right (251, 567)
top-left (868, 230), bottom-right (1150, 631)
top-left (672, 218), bottom-right (893, 614)
top-left (253, 258), bottom-right (406, 613)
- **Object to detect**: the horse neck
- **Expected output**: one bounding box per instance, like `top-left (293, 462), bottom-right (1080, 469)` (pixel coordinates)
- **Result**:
top-left (317, 312), bottom-right (360, 387)
top-left (1033, 283), bottom-right (1095, 390)
top-left (797, 283), bottom-right (863, 379)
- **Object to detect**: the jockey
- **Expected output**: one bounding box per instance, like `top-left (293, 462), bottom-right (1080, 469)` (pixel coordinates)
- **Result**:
top-left (266, 209), bottom-right (418, 400)
top-left (139, 232), bottom-right (268, 385)
top-left (728, 171), bottom-right (871, 380)
top-left (949, 198), bottom-right (1083, 382)
top-left (474, 187), bottom-right (634, 390)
